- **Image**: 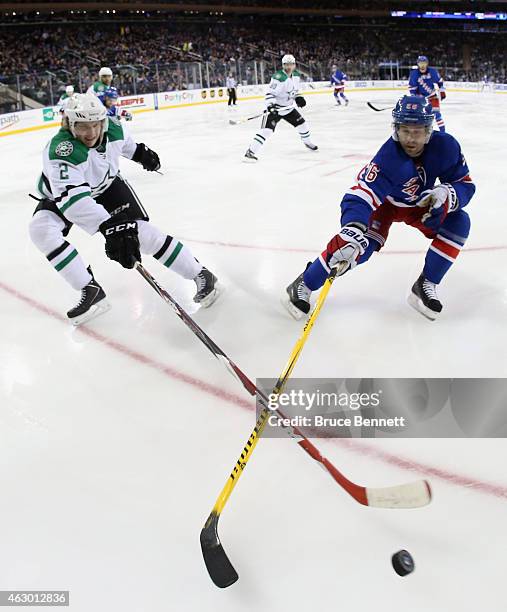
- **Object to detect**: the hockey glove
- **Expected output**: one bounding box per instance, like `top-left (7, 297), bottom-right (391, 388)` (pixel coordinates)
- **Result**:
top-left (324, 223), bottom-right (368, 271)
top-left (267, 103), bottom-right (280, 115)
top-left (295, 96), bottom-right (306, 108)
top-left (132, 143), bottom-right (161, 172)
top-left (440, 90), bottom-right (446, 101)
top-left (121, 110), bottom-right (133, 121)
top-left (418, 184), bottom-right (458, 231)
top-left (99, 213), bottom-right (141, 269)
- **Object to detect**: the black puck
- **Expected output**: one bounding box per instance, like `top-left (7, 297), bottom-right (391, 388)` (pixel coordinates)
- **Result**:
top-left (391, 549), bottom-right (415, 576)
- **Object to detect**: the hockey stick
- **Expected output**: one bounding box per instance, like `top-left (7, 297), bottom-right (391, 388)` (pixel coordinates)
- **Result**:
top-left (134, 263), bottom-right (432, 587)
top-left (229, 110), bottom-right (266, 126)
top-left (366, 101), bottom-right (393, 112)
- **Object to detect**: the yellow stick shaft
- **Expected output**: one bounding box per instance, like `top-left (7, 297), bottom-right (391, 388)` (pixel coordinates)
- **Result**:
top-left (211, 266), bottom-right (340, 516)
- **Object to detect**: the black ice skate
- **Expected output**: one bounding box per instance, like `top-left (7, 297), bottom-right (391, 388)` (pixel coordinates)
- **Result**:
top-left (67, 269), bottom-right (111, 326)
top-left (304, 142), bottom-right (318, 151)
top-left (193, 267), bottom-right (221, 308)
top-left (408, 273), bottom-right (442, 321)
top-left (283, 267), bottom-right (312, 320)
top-left (243, 149), bottom-right (258, 163)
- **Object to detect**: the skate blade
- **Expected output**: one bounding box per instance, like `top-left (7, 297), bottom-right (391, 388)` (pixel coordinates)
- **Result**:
top-left (195, 283), bottom-right (224, 308)
top-left (281, 296), bottom-right (306, 321)
top-left (242, 156), bottom-right (258, 164)
top-left (70, 299), bottom-right (112, 326)
top-left (407, 293), bottom-right (438, 321)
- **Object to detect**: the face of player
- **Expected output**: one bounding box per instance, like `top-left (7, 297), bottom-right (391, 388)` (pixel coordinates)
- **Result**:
top-left (396, 125), bottom-right (428, 157)
top-left (104, 97), bottom-right (116, 108)
top-left (283, 62), bottom-right (295, 76)
top-left (418, 62), bottom-right (428, 73)
top-left (73, 120), bottom-right (103, 147)
top-left (101, 76), bottom-right (113, 86)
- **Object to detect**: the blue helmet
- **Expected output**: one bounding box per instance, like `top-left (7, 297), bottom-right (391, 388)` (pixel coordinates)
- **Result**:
top-left (103, 86), bottom-right (119, 100)
top-left (417, 55), bottom-right (429, 63)
top-left (392, 95), bottom-right (434, 127)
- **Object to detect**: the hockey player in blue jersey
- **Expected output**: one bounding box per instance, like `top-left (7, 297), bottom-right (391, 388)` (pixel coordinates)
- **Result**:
top-left (409, 55), bottom-right (446, 131)
top-left (330, 65), bottom-right (349, 106)
top-left (98, 87), bottom-right (133, 121)
top-left (284, 95), bottom-right (475, 321)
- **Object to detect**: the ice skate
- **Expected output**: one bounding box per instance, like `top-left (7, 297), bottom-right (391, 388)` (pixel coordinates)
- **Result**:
top-left (193, 267), bottom-right (221, 307)
top-left (283, 269), bottom-right (312, 320)
top-left (67, 269), bottom-right (111, 325)
top-left (408, 273), bottom-right (442, 321)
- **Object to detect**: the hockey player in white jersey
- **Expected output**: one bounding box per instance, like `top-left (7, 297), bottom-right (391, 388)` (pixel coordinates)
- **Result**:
top-left (56, 85), bottom-right (75, 114)
top-left (29, 93), bottom-right (220, 325)
top-left (244, 54), bottom-right (317, 162)
top-left (86, 67), bottom-right (113, 96)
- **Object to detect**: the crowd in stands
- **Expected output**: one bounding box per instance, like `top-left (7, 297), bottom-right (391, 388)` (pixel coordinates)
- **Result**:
top-left (0, 17), bottom-right (505, 111)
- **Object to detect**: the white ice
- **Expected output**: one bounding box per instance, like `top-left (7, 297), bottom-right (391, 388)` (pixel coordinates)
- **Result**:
top-left (1, 89), bottom-right (506, 611)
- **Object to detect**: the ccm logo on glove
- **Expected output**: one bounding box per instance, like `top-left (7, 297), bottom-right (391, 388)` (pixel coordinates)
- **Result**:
top-left (103, 222), bottom-right (137, 235)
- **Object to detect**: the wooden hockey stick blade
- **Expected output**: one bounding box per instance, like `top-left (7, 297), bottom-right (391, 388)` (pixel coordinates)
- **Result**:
top-left (200, 512), bottom-right (238, 588)
top-left (366, 480), bottom-right (432, 509)
top-left (366, 101), bottom-right (392, 112)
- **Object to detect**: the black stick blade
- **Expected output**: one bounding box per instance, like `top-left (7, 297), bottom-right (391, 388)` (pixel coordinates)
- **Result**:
top-left (200, 513), bottom-right (239, 588)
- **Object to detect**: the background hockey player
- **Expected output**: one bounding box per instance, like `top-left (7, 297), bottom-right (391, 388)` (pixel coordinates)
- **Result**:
top-left (29, 93), bottom-right (220, 325)
top-left (244, 54), bottom-right (317, 162)
top-left (284, 95), bottom-right (475, 321)
top-left (87, 66), bottom-right (113, 96)
top-left (409, 55), bottom-right (446, 132)
top-left (98, 86), bottom-right (132, 121)
top-left (56, 85), bottom-right (75, 114)
top-left (330, 65), bottom-right (348, 106)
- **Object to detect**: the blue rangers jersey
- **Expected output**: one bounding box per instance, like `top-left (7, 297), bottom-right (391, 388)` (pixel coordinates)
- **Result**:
top-left (331, 69), bottom-right (347, 87)
top-left (409, 67), bottom-right (444, 98)
top-left (340, 131), bottom-right (475, 228)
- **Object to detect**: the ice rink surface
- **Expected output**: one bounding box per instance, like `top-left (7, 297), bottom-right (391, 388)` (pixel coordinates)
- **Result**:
top-left (1, 88), bottom-right (506, 611)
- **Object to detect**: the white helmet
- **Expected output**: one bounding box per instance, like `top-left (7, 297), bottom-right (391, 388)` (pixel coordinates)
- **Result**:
top-left (65, 85), bottom-right (74, 95)
top-left (65, 93), bottom-right (108, 138)
top-left (282, 54), bottom-right (296, 65)
top-left (99, 66), bottom-right (113, 77)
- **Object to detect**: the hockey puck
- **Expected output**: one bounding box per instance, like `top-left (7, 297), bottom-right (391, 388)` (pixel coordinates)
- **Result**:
top-left (391, 550), bottom-right (415, 576)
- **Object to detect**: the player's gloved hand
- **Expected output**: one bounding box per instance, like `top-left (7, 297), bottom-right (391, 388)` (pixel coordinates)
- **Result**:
top-left (295, 96), bottom-right (306, 108)
top-left (417, 184), bottom-right (458, 231)
top-left (121, 110), bottom-right (133, 121)
top-left (267, 103), bottom-right (279, 115)
top-left (132, 143), bottom-right (161, 172)
top-left (324, 223), bottom-right (368, 271)
top-left (440, 90), bottom-right (446, 101)
top-left (99, 213), bottom-right (141, 269)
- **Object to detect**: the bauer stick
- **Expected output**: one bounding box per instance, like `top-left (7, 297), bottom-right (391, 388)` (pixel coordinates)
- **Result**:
top-left (229, 110), bottom-right (266, 125)
top-left (134, 262), bottom-right (432, 588)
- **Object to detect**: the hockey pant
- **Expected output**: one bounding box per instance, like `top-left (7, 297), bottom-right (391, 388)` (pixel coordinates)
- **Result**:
top-left (29, 174), bottom-right (202, 291)
top-left (303, 203), bottom-right (470, 290)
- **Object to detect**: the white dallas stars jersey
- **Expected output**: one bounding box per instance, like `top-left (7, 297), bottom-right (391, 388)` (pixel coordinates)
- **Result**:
top-left (36, 119), bottom-right (137, 234)
top-left (265, 69), bottom-right (302, 116)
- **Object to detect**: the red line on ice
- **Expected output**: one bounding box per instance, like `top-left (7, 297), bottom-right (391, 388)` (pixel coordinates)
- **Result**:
top-left (181, 237), bottom-right (507, 256)
top-left (2, 280), bottom-right (507, 502)
top-left (0, 281), bottom-right (252, 411)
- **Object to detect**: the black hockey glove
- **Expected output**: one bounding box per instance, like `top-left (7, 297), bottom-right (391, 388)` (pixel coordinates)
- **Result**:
top-left (295, 96), bottom-right (306, 108)
top-left (132, 143), bottom-right (161, 172)
top-left (267, 103), bottom-right (279, 115)
top-left (99, 213), bottom-right (141, 269)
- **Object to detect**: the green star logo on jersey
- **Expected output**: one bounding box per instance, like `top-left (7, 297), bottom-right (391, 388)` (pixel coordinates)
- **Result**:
top-left (55, 141), bottom-right (74, 157)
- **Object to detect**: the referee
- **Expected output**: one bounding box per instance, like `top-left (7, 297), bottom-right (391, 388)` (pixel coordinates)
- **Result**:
top-left (226, 73), bottom-right (237, 106)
